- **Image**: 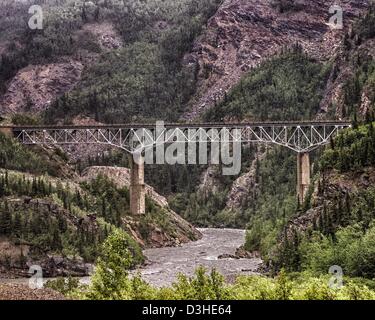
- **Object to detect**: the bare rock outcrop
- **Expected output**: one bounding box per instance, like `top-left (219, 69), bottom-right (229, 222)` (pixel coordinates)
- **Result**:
top-left (0, 60), bottom-right (84, 115)
top-left (81, 22), bottom-right (123, 50)
top-left (198, 165), bottom-right (223, 195)
top-left (0, 21), bottom-right (123, 117)
top-left (183, 0), bottom-right (370, 120)
top-left (319, 36), bottom-right (375, 118)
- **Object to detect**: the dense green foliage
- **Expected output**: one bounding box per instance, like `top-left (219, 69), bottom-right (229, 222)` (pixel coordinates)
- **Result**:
top-left (161, 46), bottom-right (328, 229)
top-left (67, 264), bottom-right (375, 300)
top-left (0, 133), bottom-right (63, 176)
top-left (175, 47), bottom-right (327, 228)
top-left (0, 169), bottom-right (151, 264)
top-left (300, 223), bottom-right (375, 278)
top-left (271, 123), bottom-right (375, 278)
top-left (45, 235), bottom-right (375, 300)
top-left (85, 229), bottom-right (144, 300)
top-left (342, 53), bottom-right (375, 119)
top-left (0, 0), bottom-right (85, 92)
top-left (340, 2), bottom-right (375, 118)
top-left (205, 46), bottom-right (331, 121)
top-left (243, 8), bottom-right (375, 277)
top-left (0, 171), bottom-right (118, 262)
top-left (45, 276), bottom-right (80, 296)
top-left (48, 228), bottom-right (375, 301)
top-left (320, 123), bottom-right (375, 172)
top-left (244, 148), bottom-right (298, 256)
top-left (0, 0), bottom-right (221, 118)
top-left (2, 0), bottom-right (375, 300)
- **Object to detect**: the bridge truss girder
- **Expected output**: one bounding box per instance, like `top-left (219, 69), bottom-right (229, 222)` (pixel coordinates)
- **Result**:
top-left (15, 123), bottom-right (351, 154)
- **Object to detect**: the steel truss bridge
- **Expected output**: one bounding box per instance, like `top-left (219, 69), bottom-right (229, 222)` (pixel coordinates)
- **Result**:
top-left (0, 121), bottom-right (352, 214)
top-left (4, 121), bottom-right (351, 154)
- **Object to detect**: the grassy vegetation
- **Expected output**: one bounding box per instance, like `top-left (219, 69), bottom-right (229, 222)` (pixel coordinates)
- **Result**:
top-left (320, 122), bottom-right (375, 172)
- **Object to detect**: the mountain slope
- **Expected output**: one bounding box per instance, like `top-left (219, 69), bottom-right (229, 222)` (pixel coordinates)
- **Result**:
top-left (271, 122), bottom-right (375, 277)
top-left (183, 0), bottom-right (370, 120)
top-left (0, 133), bottom-right (201, 277)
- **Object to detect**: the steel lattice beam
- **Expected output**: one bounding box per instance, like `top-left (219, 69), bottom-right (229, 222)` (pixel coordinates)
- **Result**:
top-left (4, 121), bottom-right (351, 154)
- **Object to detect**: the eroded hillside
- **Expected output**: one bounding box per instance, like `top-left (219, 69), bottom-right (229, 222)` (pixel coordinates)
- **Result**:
top-left (183, 0), bottom-right (370, 120)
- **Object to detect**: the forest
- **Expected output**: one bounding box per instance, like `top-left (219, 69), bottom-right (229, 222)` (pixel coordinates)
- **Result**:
top-left (0, 163), bottom-right (145, 264)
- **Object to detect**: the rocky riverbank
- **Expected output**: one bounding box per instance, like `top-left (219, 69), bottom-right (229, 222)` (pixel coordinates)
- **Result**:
top-left (0, 284), bottom-right (65, 300)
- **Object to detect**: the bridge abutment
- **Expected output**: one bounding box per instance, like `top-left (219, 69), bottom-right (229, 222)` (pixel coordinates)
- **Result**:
top-left (129, 153), bottom-right (146, 215)
top-left (297, 152), bottom-right (310, 204)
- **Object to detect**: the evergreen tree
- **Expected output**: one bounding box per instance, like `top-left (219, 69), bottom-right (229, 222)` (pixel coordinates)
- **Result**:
top-left (51, 227), bottom-right (62, 251)
top-left (0, 201), bottom-right (12, 235)
top-left (13, 212), bottom-right (22, 237)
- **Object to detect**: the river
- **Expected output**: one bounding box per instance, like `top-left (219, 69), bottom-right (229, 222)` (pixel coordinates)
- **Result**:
top-left (134, 228), bottom-right (262, 287)
top-left (0, 228), bottom-right (262, 288)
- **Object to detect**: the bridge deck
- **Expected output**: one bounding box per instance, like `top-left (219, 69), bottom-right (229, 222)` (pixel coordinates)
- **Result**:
top-left (0, 120), bottom-right (352, 130)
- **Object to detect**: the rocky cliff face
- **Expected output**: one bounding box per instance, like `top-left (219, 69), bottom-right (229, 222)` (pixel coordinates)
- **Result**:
top-left (183, 0), bottom-right (370, 120)
top-left (319, 36), bottom-right (375, 118)
top-left (180, 0), bottom-right (373, 228)
top-left (226, 147), bottom-right (266, 210)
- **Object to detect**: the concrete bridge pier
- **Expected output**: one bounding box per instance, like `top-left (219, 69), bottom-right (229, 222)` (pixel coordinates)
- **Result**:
top-left (129, 153), bottom-right (146, 215)
top-left (297, 152), bottom-right (311, 204)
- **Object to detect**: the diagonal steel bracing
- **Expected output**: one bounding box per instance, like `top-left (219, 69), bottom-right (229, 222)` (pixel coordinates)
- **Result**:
top-left (9, 121), bottom-right (351, 154)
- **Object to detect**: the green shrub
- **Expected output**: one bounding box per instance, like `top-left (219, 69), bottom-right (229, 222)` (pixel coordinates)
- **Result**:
top-left (300, 222), bottom-right (375, 278)
top-left (45, 276), bottom-right (80, 296)
top-left (85, 229), bottom-right (144, 300)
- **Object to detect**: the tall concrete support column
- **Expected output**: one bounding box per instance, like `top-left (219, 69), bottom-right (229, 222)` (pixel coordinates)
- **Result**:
top-left (129, 153), bottom-right (145, 215)
top-left (297, 152), bottom-right (311, 204)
